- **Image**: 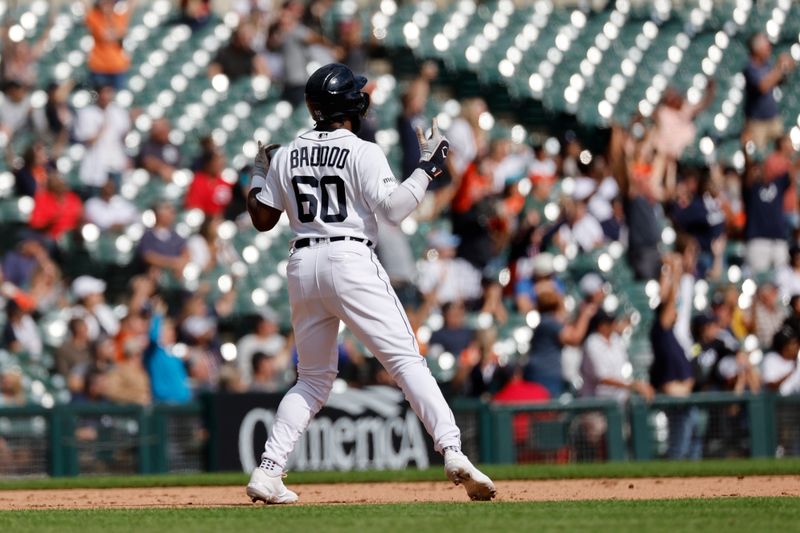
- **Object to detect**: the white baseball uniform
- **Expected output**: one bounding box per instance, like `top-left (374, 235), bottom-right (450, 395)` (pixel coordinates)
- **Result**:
top-left (255, 128), bottom-right (461, 467)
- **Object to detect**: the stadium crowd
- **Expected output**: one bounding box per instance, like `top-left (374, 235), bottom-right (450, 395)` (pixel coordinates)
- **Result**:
top-left (1, 1), bottom-right (800, 461)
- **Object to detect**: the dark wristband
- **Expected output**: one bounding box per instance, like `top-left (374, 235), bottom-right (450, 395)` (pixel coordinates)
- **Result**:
top-left (418, 139), bottom-right (449, 180)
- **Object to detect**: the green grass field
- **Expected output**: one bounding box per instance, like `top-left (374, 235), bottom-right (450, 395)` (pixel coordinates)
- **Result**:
top-left (3, 499), bottom-right (800, 533)
top-left (2, 459), bottom-right (799, 532)
top-left (2, 457), bottom-right (800, 491)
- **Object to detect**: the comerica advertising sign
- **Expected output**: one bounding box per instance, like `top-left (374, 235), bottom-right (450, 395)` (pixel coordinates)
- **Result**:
top-left (208, 386), bottom-right (439, 472)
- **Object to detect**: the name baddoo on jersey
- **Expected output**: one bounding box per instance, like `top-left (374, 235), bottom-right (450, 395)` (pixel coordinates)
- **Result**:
top-left (290, 146), bottom-right (350, 170)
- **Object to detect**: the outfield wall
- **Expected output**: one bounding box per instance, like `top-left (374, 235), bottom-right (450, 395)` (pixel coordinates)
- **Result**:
top-left (1, 389), bottom-right (798, 477)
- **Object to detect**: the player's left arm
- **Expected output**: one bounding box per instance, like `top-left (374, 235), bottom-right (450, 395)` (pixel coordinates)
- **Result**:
top-left (369, 119), bottom-right (449, 225)
top-left (247, 142), bottom-right (283, 232)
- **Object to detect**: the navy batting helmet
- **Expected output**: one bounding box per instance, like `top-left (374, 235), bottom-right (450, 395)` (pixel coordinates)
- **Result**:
top-left (305, 63), bottom-right (370, 126)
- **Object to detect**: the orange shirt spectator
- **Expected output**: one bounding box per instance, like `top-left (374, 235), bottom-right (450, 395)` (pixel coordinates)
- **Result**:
top-left (86, 0), bottom-right (132, 81)
top-left (452, 162), bottom-right (492, 214)
top-left (30, 174), bottom-right (83, 241)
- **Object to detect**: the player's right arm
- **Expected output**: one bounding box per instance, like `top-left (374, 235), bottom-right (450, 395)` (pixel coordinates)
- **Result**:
top-left (248, 142), bottom-right (283, 232)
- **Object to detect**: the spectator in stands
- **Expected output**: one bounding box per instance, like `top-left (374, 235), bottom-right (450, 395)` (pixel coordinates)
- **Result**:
top-left (610, 125), bottom-right (663, 280)
top-left (743, 33), bottom-right (795, 151)
top-left (74, 84), bottom-right (131, 194)
top-left (649, 252), bottom-right (699, 459)
top-left (711, 285), bottom-right (750, 341)
top-left (219, 364), bottom-right (248, 393)
top-left (84, 180), bottom-right (139, 231)
top-left (187, 215), bottom-right (240, 273)
top-left (749, 281), bottom-right (785, 350)
top-left (777, 247), bottom-right (800, 300)
top-left (452, 327), bottom-right (510, 397)
top-left (690, 314), bottom-right (760, 394)
top-left (29, 257), bottom-right (65, 315)
top-left (183, 321), bottom-right (221, 392)
top-left (209, 22), bottom-right (269, 82)
top-left (652, 82), bottom-right (715, 191)
top-left (137, 201), bottom-right (189, 279)
top-left (103, 337), bottom-right (151, 406)
top-left (428, 300), bottom-right (475, 358)
top-left (0, 80), bottom-right (32, 138)
top-left (584, 156), bottom-right (620, 233)
top-left (144, 299), bottom-right (191, 403)
top-left (514, 252), bottom-right (565, 314)
top-left (54, 318), bottom-right (93, 379)
top-left (600, 196), bottom-right (626, 242)
top-left (0, 369), bottom-right (24, 406)
top-left (137, 118), bottom-right (181, 181)
top-left (2, 300), bottom-right (42, 357)
top-left (180, 295), bottom-right (222, 391)
top-left (14, 142), bottom-right (49, 198)
top-left (523, 289), bottom-right (596, 397)
top-left (761, 325), bottom-right (800, 395)
top-left (450, 158), bottom-right (497, 270)
top-left (29, 170), bottom-right (83, 243)
top-left (339, 18), bottom-right (366, 76)
top-left (528, 143), bottom-right (557, 213)
top-left (185, 149), bottom-right (233, 216)
top-left (763, 135), bottom-right (800, 234)
top-left (272, 0), bottom-right (333, 106)
top-left (0, 13), bottom-right (52, 87)
top-left (179, 0), bottom-right (212, 30)
top-left (85, 0), bottom-right (135, 89)
top-left (74, 367), bottom-right (109, 403)
top-left (417, 231), bottom-right (482, 307)
top-left (671, 235), bottom-right (700, 356)
top-left (670, 169), bottom-right (726, 279)
top-left (397, 76), bottom-right (431, 180)
top-left (375, 217), bottom-right (418, 308)
top-left (555, 197), bottom-right (605, 253)
top-left (70, 275), bottom-right (120, 341)
top-left (581, 310), bottom-right (654, 402)
top-left (742, 135), bottom-right (792, 274)
top-left (2, 231), bottom-right (53, 289)
top-left (782, 294), bottom-right (800, 338)
top-left (114, 310), bottom-right (148, 363)
top-left (236, 309), bottom-right (287, 385)
top-left (447, 98), bottom-right (488, 183)
top-left (36, 81), bottom-right (75, 156)
top-left (249, 351), bottom-right (286, 393)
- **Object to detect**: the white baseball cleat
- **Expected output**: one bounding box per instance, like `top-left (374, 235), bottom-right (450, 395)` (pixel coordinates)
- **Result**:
top-left (246, 468), bottom-right (299, 504)
top-left (444, 448), bottom-right (496, 501)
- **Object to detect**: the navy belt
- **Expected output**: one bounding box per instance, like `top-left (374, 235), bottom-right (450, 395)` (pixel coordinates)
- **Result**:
top-left (293, 236), bottom-right (374, 249)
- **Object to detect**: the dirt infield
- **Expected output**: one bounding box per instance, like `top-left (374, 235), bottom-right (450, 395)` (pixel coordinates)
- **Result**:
top-left (1, 476), bottom-right (799, 509)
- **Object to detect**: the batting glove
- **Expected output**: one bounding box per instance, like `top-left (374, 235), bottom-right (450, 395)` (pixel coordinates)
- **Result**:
top-left (250, 141), bottom-right (280, 190)
top-left (415, 118), bottom-right (449, 180)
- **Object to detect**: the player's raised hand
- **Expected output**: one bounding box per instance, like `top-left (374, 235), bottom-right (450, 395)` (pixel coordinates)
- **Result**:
top-left (415, 118), bottom-right (449, 180)
top-left (253, 141), bottom-right (280, 178)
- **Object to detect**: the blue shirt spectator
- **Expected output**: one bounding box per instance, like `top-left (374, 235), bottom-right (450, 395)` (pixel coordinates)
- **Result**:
top-left (428, 301), bottom-right (475, 357)
top-left (649, 309), bottom-right (693, 390)
top-left (2, 232), bottom-right (50, 288)
top-left (743, 172), bottom-right (789, 240)
top-left (523, 314), bottom-right (564, 394)
top-left (144, 313), bottom-right (191, 403)
top-left (523, 291), bottom-right (595, 397)
top-left (744, 60), bottom-right (779, 120)
top-left (136, 202), bottom-right (188, 277)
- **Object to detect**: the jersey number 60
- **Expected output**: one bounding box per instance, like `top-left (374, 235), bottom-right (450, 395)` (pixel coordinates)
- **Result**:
top-left (291, 175), bottom-right (349, 223)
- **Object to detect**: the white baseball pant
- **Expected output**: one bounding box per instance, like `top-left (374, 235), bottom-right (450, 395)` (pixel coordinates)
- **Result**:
top-left (262, 239), bottom-right (462, 467)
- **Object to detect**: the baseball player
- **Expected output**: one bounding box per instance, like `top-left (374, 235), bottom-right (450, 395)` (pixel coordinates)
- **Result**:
top-left (244, 63), bottom-right (496, 504)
